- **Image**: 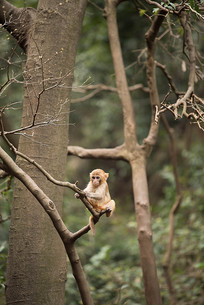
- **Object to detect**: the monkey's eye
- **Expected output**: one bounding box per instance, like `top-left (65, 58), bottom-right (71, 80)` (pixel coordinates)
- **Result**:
top-left (92, 176), bottom-right (100, 180)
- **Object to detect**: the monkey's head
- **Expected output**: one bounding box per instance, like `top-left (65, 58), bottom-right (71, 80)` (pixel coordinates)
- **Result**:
top-left (90, 169), bottom-right (109, 187)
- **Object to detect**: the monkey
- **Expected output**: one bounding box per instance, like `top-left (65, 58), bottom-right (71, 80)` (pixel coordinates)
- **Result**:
top-left (75, 169), bottom-right (115, 235)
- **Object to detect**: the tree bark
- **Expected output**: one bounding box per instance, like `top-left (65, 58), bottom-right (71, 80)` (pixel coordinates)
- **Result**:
top-left (131, 157), bottom-right (162, 305)
top-left (5, 1), bottom-right (87, 304)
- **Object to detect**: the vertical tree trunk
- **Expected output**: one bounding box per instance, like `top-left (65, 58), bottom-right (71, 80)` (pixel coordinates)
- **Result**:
top-left (131, 157), bottom-right (162, 305)
top-left (105, 1), bottom-right (162, 303)
top-left (5, 1), bottom-right (87, 304)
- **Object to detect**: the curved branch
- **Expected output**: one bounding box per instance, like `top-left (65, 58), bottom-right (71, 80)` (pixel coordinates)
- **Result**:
top-left (155, 61), bottom-right (180, 97)
top-left (68, 144), bottom-right (129, 161)
top-left (0, 145), bottom-right (72, 242)
top-left (0, 1), bottom-right (36, 52)
top-left (174, 11), bottom-right (196, 112)
top-left (143, 9), bottom-right (167, 153)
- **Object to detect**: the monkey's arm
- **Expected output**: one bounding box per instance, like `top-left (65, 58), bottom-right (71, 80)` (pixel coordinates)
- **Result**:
top-left (84, 191), bottom-right (102, 200)
top-left (74, 189), bottom-right (103, 200)
top-left (84, 183), bottom-right (106, 200)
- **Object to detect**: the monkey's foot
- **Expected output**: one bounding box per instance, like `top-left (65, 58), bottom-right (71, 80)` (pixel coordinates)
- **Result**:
top-left (106, 207), bottom-right (112, 217)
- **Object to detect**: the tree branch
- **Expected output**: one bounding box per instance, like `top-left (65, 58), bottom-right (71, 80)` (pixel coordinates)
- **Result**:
top-left (0, 169), bottom-right (9, 178)
top-left (0, 145), bottom-right (72, 242)
top-left (68, 144), bottom-right (129, 161)
top-left (72, 83), bottom-right (149, 103)
top-left (104, 0), bottom-right (138, 150)
top-left (155, 61), bottom-right (180, 97)
top-left (1, 112), bottom-right (113, 242)
top-left (143, 9), bottom-right (167, 153)
top-left (173, 11), bottom-right (196, 112)
top-left (0, 0), bottom-right (36, 52)
top-left (155, 11), bottom-right (204, 131)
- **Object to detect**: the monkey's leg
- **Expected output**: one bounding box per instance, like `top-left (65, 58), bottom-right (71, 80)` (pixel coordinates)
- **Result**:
top-left (104, 200), bottom-right (115, 217)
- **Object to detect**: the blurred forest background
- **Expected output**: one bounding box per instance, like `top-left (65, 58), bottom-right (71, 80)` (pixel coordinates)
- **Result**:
top-left (0, 1), bottom-right (204, 304)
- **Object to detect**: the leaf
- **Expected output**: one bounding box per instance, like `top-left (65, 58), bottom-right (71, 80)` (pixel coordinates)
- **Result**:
top-left (139, 9), bottom-right (146, 16)
top-left (152, 8), bottom-right (159, 15)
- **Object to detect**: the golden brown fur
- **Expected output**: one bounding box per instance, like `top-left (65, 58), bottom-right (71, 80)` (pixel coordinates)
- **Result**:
top-left (76, 169), bottom-right (115, 235)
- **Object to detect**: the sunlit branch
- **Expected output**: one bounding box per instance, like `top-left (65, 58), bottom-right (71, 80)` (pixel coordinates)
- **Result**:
top-left (68, 144), bottom-right (129, 161)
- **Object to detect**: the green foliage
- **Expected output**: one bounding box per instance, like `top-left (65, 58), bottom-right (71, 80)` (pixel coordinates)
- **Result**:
top-left (190, 0), bottom-right (199, 12)
top-left (11, 0), bottom-right (37, 9)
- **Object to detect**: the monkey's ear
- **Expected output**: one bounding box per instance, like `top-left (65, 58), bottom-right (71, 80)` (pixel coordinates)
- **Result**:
top-left (105, 173), bottom-right (109, 180)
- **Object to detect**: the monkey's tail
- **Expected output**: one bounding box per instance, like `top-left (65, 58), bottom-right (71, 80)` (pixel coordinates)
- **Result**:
top-left (89, 215), bottom-right (95, 236)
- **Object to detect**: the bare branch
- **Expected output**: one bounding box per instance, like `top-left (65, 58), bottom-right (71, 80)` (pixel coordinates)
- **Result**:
top-left (72, 83), bottom-right (149, 103)
top-left (184, 3), bottom-right (204, 21)
top-left (68, 144), bottom-right (129, 161)
top-left (155, 61), bottom-right (180, 96)
top-left (143, 9), bottom-right (167, 152)
top-left (155, 11), bottom-right (204, 131)
top-left (145, 0), bottom-right (169, 12)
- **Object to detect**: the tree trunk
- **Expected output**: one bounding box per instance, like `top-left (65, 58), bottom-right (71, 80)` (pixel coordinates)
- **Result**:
top-left (131, 157), bottom-right (162, 305)
top-left (5, 1), bottom-right (87, 304)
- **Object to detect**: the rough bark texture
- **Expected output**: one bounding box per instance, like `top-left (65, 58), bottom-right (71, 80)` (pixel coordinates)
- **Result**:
top-left (131, 158), bottom-right (162, 305)
top-left (5, 1), bottom-right (87, 304)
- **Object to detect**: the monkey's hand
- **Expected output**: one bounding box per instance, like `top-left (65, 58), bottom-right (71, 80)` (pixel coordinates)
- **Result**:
top-left (75, 193), bottom-right (80, 199)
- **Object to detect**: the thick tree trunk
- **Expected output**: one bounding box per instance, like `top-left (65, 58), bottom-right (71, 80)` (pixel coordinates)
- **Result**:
top-left (5, 1), bottom-right (87, 304)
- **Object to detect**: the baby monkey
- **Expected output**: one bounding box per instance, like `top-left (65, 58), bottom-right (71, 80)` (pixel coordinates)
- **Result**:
top-left (75, 169), bottom-right (115, 235)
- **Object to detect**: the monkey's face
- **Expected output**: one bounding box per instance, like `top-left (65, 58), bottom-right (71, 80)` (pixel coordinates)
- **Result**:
top-left (91, 175), bottom-right (101, 187)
